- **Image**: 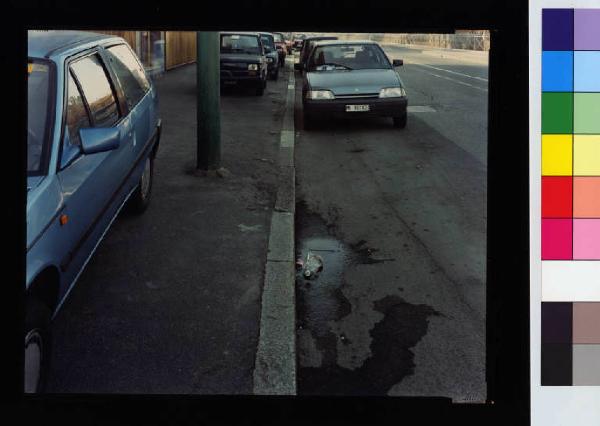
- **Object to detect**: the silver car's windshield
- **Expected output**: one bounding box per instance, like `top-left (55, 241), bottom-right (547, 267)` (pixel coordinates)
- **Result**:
top-left (27, 59), bottom-right (52, 175)
top-left (309, 44), bottom-right (392, 71)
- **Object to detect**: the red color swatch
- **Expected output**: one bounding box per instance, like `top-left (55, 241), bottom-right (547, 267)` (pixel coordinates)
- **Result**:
top-left (542, 176), bottom-right (573, 218)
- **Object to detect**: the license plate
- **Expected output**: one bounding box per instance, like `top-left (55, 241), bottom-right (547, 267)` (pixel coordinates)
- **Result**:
top-left (346, 104), bottom-right (370, 112)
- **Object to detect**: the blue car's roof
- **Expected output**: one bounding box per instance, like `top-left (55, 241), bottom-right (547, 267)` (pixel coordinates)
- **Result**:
top-left (28, 30), bottom-right (117, 59)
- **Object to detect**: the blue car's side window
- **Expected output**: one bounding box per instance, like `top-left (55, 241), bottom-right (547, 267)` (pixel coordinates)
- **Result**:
top-left (104, 44), bottom-right (150, 110)
top-left (60, 72), bottom-right (91, 169)
top-left (70, 54), bottom-right (120, 128)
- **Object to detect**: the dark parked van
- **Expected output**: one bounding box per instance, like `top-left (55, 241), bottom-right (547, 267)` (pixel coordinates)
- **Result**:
top-left (220, 31), bottom-right (268, 95)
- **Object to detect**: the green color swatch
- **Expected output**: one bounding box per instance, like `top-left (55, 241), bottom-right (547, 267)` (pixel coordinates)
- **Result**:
top-left (574, 93), bottom-right (600, 134)
top-left (542, 92), bottom-right (574, 134)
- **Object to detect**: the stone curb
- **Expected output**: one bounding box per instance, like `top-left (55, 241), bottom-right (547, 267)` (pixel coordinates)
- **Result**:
top-left (252, 59), bottom-right (297, 395)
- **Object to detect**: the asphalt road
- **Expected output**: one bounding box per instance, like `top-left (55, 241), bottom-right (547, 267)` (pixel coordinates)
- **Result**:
top-left (294, 44), bottom-right (488, 401)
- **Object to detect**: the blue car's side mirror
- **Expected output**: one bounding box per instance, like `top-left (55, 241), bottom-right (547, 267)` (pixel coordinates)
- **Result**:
top-left (79, 127), bottom-right (120, 155)
top-left (393, 59), bottom-right (404, 67)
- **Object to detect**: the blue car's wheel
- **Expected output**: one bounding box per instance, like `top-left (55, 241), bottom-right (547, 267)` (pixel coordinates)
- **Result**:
top-left (24, 299), bottom-right (52, 394)
top-left (128, 155), bottom-right (154, 214)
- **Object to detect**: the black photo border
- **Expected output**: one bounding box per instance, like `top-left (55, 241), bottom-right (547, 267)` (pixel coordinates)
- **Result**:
top-left (6, 0), bottom-right (530, 425)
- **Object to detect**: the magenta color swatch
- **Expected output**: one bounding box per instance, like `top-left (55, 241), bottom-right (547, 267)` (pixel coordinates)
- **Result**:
top-left (573, 219), bottom-right (600, 259)
top-left (542, 219), bottom-right (573, 260)
top-left (574, 9), bottom-right (600, 50)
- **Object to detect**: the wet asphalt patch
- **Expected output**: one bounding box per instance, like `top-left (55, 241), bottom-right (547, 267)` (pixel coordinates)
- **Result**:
top-left (295, 201), bottom-right (441, 395)
top-left (350, 240), bottom-right (396, 265)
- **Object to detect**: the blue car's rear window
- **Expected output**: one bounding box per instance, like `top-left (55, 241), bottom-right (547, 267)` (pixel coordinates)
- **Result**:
top-left (27, 59), bottom-right (53, 175)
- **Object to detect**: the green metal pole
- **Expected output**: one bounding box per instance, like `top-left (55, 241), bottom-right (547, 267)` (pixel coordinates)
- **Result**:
top-left (196, 31), bottom-right (221, 170)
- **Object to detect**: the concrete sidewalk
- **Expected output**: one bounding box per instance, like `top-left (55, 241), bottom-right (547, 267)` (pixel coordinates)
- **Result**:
top-left (46, 62), bottom-right (291, 393)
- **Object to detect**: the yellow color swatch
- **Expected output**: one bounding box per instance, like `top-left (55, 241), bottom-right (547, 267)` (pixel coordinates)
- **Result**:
top-left (542, 134), bottom-right (573, 176)
top-left (574, 135), bottom-right (600, 176)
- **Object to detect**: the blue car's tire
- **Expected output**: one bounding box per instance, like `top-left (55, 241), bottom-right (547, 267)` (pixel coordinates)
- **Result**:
top-left (128, 155), bottom-right (154, 214)
top-left (24, 299), bottom-right (52, 394)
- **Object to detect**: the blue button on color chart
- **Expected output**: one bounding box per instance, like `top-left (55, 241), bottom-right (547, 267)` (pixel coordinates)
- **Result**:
top-left (543, 51), bottom-right (574, 92)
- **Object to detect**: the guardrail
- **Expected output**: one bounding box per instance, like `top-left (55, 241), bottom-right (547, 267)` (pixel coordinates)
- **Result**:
top-left (333, 33), bottom-right (490, 51)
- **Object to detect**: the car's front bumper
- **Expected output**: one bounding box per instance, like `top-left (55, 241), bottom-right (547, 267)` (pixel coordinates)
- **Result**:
top-left (220, 70), bottom-right (263, 85)
top-left (303, 96), bottom-right (408, 118)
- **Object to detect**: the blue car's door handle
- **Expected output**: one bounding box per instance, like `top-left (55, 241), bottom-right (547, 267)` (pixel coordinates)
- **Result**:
top-left (119, 118), bottom-right (133, 142)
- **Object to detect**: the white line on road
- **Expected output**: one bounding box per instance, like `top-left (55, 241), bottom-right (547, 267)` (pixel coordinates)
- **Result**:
top-left (407, 105), bottom-right (437, 113)
top-left (421, 70), bottom-right (488, 92)
top-left (413, 63), bottom-right (488, 82)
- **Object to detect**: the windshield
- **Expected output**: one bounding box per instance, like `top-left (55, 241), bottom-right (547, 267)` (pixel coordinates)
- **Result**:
top-left (260, 35), bottom-right (275, 49)
top-left (308, 44), bottom-right (392, 71)
top-left (220, 34), bottom-right (261, 55)
top-left (273, 33), bottom-right (283, 43)
top-left (27, 59), bottom-right (53, 175)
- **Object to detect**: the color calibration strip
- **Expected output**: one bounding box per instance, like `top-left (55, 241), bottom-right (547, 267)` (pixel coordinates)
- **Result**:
top-left (541, 8), bottom-right (600, 386)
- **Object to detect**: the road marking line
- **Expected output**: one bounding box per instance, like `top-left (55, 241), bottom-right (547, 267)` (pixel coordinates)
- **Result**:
top-left (413, 63), bottom-right (488, 82)
top-left (280, 130), bottom-right (294, 148)
top-left (253, 63), bottom-right (297, 395)
top-left (407, 105), bottom-right (437, 113)
top-left (421, 70), bottom-right (488, 92)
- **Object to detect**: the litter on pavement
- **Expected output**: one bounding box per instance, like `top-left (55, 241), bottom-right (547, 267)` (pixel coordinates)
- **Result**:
top-left (301, 251), bottom-right (324, 279)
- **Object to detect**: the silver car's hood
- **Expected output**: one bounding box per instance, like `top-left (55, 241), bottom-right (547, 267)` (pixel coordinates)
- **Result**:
top-left (306, 68), bottom-right (401, 95)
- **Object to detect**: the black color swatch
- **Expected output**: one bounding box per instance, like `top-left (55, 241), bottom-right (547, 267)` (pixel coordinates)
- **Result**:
top-left (541, 343), bottom-right (572, 386)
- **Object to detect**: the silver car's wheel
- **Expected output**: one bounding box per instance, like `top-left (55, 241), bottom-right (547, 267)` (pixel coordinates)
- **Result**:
top-left (24, 329), bottom-right (43, 393)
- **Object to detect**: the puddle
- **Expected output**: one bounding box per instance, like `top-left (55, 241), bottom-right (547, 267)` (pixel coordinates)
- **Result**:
top-left (295, 200), bottom-right (440, 395)
top-left (295, 201), bottom-right (353, 336)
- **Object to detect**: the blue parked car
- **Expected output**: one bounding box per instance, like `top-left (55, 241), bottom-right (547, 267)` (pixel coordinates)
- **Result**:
top-left (26, 31), bottom-right (162, 393)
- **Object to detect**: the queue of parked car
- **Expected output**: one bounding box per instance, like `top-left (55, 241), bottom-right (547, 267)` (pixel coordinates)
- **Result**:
top-left (220, 31), bottom-right (292, 95)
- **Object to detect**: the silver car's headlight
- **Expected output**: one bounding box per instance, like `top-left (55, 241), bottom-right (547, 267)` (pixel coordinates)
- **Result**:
top-left (379, 87), bottom-right (406, 98)
top-left (307, 90), bottom-right (335, 100)
top-left (266, 57), bottom-right (274, 63)
top-left (248, 63), bottom-right (259, 70)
